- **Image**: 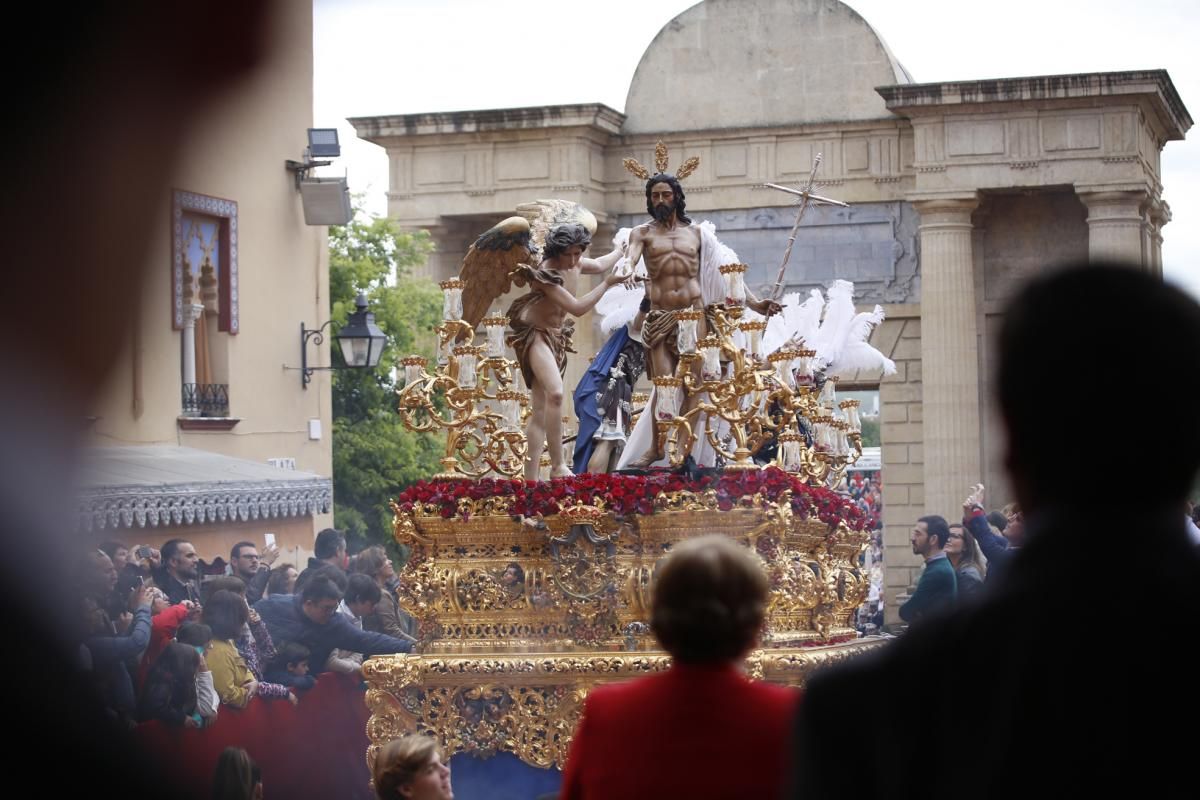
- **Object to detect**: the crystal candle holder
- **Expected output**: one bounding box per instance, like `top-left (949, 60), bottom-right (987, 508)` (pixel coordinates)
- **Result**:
top-left (739, 320), bottom-right (767, 360)
top-left (439, 279), bottom-right (465, 322)
top-left (496, 389), bottom-right (524, 432)
top-left (675, 309), bottom-right (704, 355)
top-left (769, 349), bottom-right (799, 389)
top-left (819, 376), bottom-right (838, 411)
top-left (840, 399), bottom-right (861, 432)
top-left (793, 348), bottom-right (816, 387)
top-left (481, 314), bottom-right (508, 359)
top-left (453, 345), bottom-right (484, 389)
top-left (401, 356), bottom-right (427, 389)
top-left (652, 376), bottom-right (683, 420)
top-left (778, 431), bottom-right (804, 472)
top-left (719, 263), bottom-right (748, 307)
top-left (698, 335), bottom-right (721, 382)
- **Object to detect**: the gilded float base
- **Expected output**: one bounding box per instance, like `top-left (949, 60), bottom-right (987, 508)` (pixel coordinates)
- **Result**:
top-left (363, 637), bottom-right (886, 772)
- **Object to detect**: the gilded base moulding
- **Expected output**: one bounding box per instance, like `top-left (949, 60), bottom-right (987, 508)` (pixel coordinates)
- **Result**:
top-left (363, 638), bottom-right (886, 771)
top-left (363, 471), bottom-right (881, 771)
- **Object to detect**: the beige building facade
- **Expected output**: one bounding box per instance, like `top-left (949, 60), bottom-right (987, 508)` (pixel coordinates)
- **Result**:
top-left (351, 0), bottom-right (1189, 622)
top-left (82, 0), bottom-right (335, 566)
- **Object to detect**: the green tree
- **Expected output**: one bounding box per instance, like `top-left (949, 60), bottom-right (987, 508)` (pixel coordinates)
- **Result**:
top-left (859, 415), bottom-right (881, 448)
top-left (329, 203), bottom-right (442, 553)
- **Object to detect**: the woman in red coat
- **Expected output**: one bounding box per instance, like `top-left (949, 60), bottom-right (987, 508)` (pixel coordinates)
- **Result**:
top-left (560, 534), bottom-right (799, 799)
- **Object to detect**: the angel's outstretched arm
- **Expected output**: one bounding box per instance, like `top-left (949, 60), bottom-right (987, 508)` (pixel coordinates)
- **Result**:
top-left (539, 270), bottom-right (625, 317)
top-left (579, 243), bottom-right (626, 275)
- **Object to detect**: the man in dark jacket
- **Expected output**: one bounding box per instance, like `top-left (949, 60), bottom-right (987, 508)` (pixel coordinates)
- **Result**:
top-left (294, 528), bottom-right (348, 592)
top-left (898, 515), bottom-right (957, 623)
top-left (254, 575), bottom-right (411, 672)
top-left (792, 264), bottom-right (1200, 798)
top-left (155, 539), bottom-right (202, 606)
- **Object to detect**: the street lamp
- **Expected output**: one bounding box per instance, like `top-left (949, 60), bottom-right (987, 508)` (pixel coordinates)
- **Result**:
top-left (297, 292), bottom-right (386, 388)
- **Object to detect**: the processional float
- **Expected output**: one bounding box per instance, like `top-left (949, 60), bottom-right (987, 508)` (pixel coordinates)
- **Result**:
top-left (363, 147), bottom-right (894, 776)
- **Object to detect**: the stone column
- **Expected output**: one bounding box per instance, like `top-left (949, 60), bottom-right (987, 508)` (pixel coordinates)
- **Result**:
top-left (1078, 190), bottom-right (1148, 266)
top-left (181, 303), bottom-right (204, 416)
top-left (912, 195), bottom-right (982, 518)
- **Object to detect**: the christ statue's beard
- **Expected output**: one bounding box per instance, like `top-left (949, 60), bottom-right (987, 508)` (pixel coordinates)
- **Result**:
top-left (652, 202), bottom-right (674, 222)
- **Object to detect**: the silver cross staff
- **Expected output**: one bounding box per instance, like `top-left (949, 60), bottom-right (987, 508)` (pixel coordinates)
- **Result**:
top-left (765, 153), bottom-right (850, 301)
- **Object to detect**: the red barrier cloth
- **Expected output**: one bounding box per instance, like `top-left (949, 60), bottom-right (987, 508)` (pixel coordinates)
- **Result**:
top-left (135, 671), bottom-right (373, 800)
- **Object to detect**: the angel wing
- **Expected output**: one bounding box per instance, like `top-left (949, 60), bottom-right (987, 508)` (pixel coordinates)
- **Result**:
top-left (457, 216), bottom-right (534, 341)
top-left (514, 199), bottom-right (598, 257)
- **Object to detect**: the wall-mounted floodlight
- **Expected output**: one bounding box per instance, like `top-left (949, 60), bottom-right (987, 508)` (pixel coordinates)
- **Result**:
top-left (285, 127), bottom-right (352, 225)
top-left (307, 128), bottom-right (341, 158)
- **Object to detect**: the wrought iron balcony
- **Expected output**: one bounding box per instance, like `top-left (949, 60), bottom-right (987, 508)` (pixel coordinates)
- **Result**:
top-left (181, 383), bottom-right (230, 417)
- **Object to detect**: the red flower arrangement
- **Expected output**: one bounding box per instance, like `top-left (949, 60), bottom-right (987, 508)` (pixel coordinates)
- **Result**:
top-left (396, 468), bottom-right (867, 531)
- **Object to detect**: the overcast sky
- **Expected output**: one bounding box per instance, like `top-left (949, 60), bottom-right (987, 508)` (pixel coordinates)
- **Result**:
top-left (314, 0), bottom-right (1200, 296)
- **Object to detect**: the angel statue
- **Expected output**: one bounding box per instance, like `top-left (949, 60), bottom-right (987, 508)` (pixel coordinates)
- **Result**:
top-left (456, 200), bottom-right (629, 480)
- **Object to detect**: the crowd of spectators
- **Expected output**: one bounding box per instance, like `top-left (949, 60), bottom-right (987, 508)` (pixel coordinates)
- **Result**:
top-left (74, 529), bottom-right (415, 731)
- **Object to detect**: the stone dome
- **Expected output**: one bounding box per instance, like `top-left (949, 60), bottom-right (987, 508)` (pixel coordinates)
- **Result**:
top-left (623, 0), bottom-right (912, 133)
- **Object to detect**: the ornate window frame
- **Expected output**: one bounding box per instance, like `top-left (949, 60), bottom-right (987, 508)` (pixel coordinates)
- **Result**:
top-left (171, 189), bottom-right (239, 334)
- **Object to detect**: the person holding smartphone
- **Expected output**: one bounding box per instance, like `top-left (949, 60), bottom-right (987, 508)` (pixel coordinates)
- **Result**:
top-left (962, 484), bottom-right (1024, 587)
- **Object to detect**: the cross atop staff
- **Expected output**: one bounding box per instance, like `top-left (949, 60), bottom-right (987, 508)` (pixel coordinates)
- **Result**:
top-left (765, 153), bottom-right (850, 301)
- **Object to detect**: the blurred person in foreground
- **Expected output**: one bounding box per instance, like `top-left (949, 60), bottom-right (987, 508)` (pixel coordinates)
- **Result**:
top-left (372, 735), bottom-right (453, 800)
top-left (2, 2), bottom-right (275, 795)
top-left (791, 264), bottom-right (1200, 797)
top-left (560, 534), bottom-right (797, 799)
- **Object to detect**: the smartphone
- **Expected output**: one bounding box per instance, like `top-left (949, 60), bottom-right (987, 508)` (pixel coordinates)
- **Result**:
top-left (136, 545), bottom-right (154, 559)
top-left (264, 532), bottom-right (276, 548)
top-left (132, 575), bottom-right (144, 589)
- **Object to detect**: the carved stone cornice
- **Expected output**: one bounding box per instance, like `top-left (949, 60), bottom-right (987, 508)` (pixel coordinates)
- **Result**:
top-left (877, 70), bottom-right (1191, 142)
top-left (78, 477), bottom-right (332, 531)
top-left (350, 103), bottom-right (626, 141)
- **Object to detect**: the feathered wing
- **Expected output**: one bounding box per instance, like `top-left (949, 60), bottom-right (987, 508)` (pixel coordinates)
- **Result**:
top-left (514, 199), bottom-right (599, 256)
top-left (828, 305), bottom-right (896, 376)
top-left (457, 216), bottom-right (534, 341)
top-left (812, 279), bottom-right (857, 368)
top-left (792, 289), bottom-right (826, 351)
top-left (762, 292), bottom-right (801, 354)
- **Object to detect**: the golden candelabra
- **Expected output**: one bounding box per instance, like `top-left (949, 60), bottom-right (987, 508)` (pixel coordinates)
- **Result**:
top-left (649, 263), bottom-right (863, 486)
top-left (395, 280), bottom-right (529, 479)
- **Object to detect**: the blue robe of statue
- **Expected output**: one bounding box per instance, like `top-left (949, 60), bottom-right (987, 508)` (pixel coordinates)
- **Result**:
top-left (572, 327), bottom-right (631, 474)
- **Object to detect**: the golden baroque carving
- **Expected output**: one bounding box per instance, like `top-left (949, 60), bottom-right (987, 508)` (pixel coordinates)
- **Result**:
top-left (363, 641), bottom-right (884, 770)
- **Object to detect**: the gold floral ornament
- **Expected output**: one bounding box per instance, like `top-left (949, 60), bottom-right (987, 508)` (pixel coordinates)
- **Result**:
top-left (623, 140), bottom-right (701, 182)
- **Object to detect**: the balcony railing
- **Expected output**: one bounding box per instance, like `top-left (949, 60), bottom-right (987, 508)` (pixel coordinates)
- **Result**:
top-left (181, 383), bottom-right (230, 417)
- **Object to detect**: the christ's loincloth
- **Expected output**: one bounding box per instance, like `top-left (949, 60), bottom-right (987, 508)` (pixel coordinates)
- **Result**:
top-left (640, 306), bottom-right (717, 378)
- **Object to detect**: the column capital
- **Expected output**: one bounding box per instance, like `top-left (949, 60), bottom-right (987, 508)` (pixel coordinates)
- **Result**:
top-left (910, 192), bottom-right (979, 229)
top-left (1075, 187), bottom-right (1151, 211)
top-left (1149, 198), bottom-right (1172, 228)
